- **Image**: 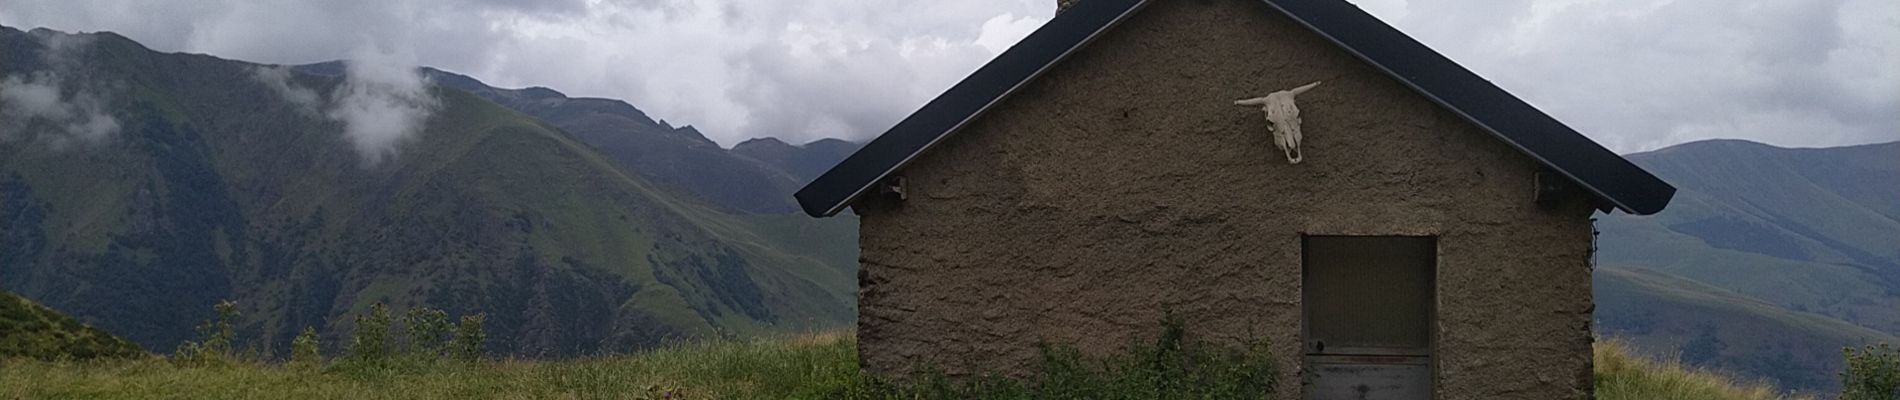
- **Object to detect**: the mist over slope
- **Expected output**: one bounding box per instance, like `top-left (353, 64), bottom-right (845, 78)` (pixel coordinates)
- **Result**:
top-left (0, 25), bottom-right (857, 357)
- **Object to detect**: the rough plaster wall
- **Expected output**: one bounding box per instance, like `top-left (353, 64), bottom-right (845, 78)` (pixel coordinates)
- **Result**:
top-left (854, 0), bottom-right (1598, 398)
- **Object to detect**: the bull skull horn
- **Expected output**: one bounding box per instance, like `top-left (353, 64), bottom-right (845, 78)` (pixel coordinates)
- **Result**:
top-left (1234, 81), bottom-right (1321, 164)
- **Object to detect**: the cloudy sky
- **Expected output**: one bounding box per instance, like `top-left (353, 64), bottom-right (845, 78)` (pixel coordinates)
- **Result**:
top-left (1, 0), bottom-right (1893, 152)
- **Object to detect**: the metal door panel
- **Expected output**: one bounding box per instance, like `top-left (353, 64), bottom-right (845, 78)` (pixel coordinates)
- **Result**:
top-left (1305, 355), bottom-right (1432, 400)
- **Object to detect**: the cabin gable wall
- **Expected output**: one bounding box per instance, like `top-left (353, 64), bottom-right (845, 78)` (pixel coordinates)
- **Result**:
top-left (854, 1), bottom-right (1596, 398)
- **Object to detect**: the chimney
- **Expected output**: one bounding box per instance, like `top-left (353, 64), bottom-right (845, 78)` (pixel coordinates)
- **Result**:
top-left (1057, 0), bottom-right (1080, 13)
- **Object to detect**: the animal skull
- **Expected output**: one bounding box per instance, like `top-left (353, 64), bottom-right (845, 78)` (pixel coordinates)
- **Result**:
top-left (1235, 81), bottom-right (1321, 164)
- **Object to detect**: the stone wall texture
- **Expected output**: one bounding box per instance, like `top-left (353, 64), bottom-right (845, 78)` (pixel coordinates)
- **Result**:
top-left (852, 0), bottom-right (1599, 398)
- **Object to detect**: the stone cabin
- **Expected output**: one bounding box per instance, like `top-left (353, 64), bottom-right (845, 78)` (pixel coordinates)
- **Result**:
top-left (793, 0), bottom-right (1677, 398)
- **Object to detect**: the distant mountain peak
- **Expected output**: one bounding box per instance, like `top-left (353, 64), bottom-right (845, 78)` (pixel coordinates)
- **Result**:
top-left (673, 125), bottom-right (712, 144)
top-left (734, 137), bottom-right (792, 150)
top-left (1660, 138), bottom-right (1775, 151)
top-left (1651, 138), bottom-right (1900, 155)
top-left (733, 135), bottom-right (862, 151)
top-left (12, 25), bottom-right (147, 55)
top-left (518, 86), bottom-right (564, 99)
top-left (802, 138), bottom-right (858, 150)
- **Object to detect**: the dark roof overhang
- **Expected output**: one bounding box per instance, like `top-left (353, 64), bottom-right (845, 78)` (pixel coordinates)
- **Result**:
top-left (795, 0), bottom-right (1675, 217)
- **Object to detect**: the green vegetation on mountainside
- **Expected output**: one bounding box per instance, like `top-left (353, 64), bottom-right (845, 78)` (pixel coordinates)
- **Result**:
top-left (1595, 139), bottom-right (1900, 392)
top-left (0, 25), bottom-right (857, 358)
top-left (1596, 268), bottom-right (1897, 391)
top-left (0, 291), bottom-right (144, 360)
top-left (419, 67), bottom-right (861, 214)
top-left (1599, 140), bottom-right (1900, 331)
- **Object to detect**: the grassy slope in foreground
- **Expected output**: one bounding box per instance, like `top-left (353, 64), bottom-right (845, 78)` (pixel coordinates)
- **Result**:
top-left (0, 291), bottom-right (143, 360)
top-left (1595, 340), bottom-right (1813, 400)
top-left (1, 333), bottom-right (1808, 400)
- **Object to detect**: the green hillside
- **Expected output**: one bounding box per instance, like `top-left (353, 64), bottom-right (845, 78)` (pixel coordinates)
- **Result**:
top-left (0, 26), bottom-right (856, 357)
top-left (0, 290), bottom-right (144, 360)
top-left (1595, 139), bottom-right (1900, 392)
top-left (1597, 268), bottom-right (1896, 390)
top-left (1599, 140), bottom-right (1900, 331)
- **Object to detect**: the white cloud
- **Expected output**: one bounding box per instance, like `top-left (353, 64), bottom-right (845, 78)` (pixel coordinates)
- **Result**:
top-left (250, 65), bottom-right (321, 116)
top-left (472, 0), bottom-right (1050, 145)
top-left (975, 13), bottom-right (1046, 55)
top-left (0, 75), bottom-right (69, 118)
top-left (0, 0), bottom-right (1051, 147)
top-left (0, 33), bottom-right (120, 146)
top-left (325, 47), bottom-right (439, 167)
top-left (1347, 0), bottom-right (1898, 152)
top-left (0, 73), bottom-right (120, 145)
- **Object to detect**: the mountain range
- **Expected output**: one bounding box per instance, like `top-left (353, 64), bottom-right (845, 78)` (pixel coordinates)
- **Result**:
top-left (0, 25), bottom-right (859, 357)
top-left (1597, 139), bottom-right (1900, 391)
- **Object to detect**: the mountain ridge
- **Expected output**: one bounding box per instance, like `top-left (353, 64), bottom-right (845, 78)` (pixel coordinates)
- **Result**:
top-left (0, 25), bottom-right (858, 357)
top-left (404, 65), bottom-right (862, 214)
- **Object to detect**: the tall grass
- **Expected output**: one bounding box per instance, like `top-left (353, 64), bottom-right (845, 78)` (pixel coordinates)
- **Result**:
top-left (3, 333), bottom-right (1815, 400)
top-left (0, 331), bottom-right (859, 400)
top-left (1594, 339), bottom-right (1813, 400)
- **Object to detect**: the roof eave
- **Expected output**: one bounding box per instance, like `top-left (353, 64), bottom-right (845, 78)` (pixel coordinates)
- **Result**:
top-left (1255, 0), bottom-right (1676, 216)
top-left (796, 0), bottom-right (1677, 218)
top-left (794, 0), bottom-right (1152, 217)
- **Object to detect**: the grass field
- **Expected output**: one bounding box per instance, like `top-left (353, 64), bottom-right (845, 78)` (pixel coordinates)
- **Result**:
top-left (0, 332), bottom-right (857, 400)
top-left (1594, 340), bottom-right (1815, 400)
top-left (0, 333), bottom-right (1812, 400)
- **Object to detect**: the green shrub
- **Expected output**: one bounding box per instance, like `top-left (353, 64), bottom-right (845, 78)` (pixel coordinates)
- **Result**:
top-left (1842, 343), bottom-right (1900, 400)
top-left (290, 327), bottom-right (322, 366)
top-left (171, 300), bottom-right (239, 367)
top-left (348, 303), bottom-right (391, 363)
top-left (450, 313), bottom-right (486, 361)
top-left (838, 316), bottom-right (1278, 399)
top-left (403, 307), bottom-right (451, 357)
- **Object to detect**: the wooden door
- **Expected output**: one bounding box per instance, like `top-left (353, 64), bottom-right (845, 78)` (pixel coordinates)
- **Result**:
top-left (1302, 236), bottom-right (1436, 400)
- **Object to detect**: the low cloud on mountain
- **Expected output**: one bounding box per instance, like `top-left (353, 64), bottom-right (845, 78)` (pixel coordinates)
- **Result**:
top-left (249, 66), bottom-right (321, 116)
top-left (250, 47), bottom-right (439, 166)
top-left (325, 47), bottom-right (439, 167)
top-left (0, 34), bottom-right (119, 147)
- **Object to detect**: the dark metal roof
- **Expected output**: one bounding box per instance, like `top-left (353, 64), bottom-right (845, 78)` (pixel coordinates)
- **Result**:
top-left (795, 0), bottom-right (1676, 217)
